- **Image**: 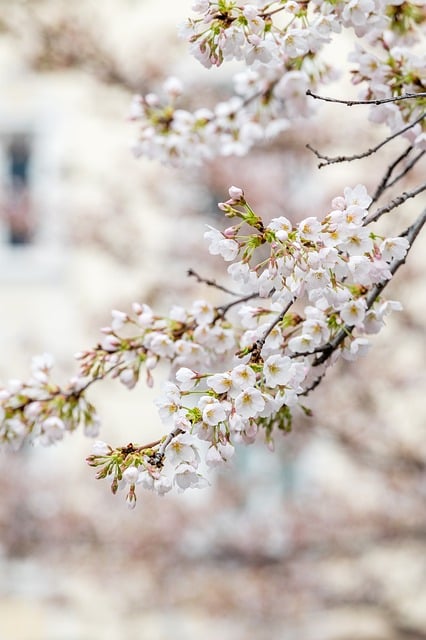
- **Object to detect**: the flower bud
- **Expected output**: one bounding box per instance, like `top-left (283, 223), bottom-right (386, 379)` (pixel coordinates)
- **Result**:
top-left (92, 440), bottom-right (111, 456)
top-left (228, 185), bottom-right (244, 200)
top-left (223, 226), bottom-right (237, 238)
top-left (123, 465), bottom-right (140, 485)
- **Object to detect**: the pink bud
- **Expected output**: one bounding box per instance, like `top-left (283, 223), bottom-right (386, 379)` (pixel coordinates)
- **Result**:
top-left (228, 185), bottom-right (244, 200)
top-left (100, 326), bottom-right (113, 334)
top-left (101, 335), bottom-right (120, 352)
top-left (223, 226), bottom-right (237, 238)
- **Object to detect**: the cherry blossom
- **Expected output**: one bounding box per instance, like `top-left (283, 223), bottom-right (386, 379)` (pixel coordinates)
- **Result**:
top-left (129, 1), bottom-right (425, 165)
top-left (0, 1), bottom-right (425, 507)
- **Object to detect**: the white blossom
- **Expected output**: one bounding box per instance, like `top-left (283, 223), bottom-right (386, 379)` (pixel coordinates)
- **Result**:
top-left (235, 387), bottom-right (265, 419)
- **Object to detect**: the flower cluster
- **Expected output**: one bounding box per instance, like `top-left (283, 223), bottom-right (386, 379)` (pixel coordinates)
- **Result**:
top-left (58, 184), bottom-right (410, 507)
top-left (351, 42), bottom-right (426, 149)
top-left (130, 1), bottom-right (426, 165)
top-left (0, 354), bottom-right (99, 451)
top-left (182, 0), bottom-right (387, 69)
top-left (0, 182), bottom-right (415, 506)
top-left (1, 1), bottom-right (424, 509)
top-left (76, 298), bottom-right (237, 391)
top-left (129, 67), bottom-right (323, 165)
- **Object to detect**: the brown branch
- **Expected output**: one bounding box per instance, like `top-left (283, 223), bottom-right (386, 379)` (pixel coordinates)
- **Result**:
top-left (68, 363), bottom-right (122, 396)
top-left (298, 371), bottom-right (326, 397)
top-left (385, 150), bottom-right (426, 190)
top-left (260, 300), bottom-right (293, 345)
top-left (187, 268), bottom-right (261, 320)
top-left (187, 268), bottom-right (240, 296)
top-left (370, 145), bottom-right (413, 205)
top-left (248, 300), bottom-right (294, 362)
top-left (215, 292), bottom-right (260, 320)
top-left (365, 182), bottom-right (426, 225)
top-left (306, 89), bottom-right (426, 106)
top-left (136, 438), bottom-right (161, 451)
top-left (306, 112), bottom-right (426, 168)
top-left (261, 4), bottom-right (289, 18)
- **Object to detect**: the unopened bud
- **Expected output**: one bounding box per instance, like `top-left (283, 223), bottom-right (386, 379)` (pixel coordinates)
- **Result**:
top-left (228, 185), bottom-right (244, 200)
top-left (223, 226), bottom-right (237, 238)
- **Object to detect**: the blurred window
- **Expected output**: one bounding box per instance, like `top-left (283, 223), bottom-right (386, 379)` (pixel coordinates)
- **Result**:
top-left (3, 135), bottom-right (35, 246)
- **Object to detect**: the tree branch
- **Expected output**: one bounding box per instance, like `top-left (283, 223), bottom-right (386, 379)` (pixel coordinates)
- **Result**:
top-left (187, 268), bottom-right (241, 296)
top-left (370, 145), bottom-right (414, 205)
top-left (306, 112), bottom-right (426, 168)
top-left (365, 182), bottom-right (426, 225)
top-left (384, 150), bottom-right (426, 190)
top-left (215, 292), bottom-right (260, 320)
top-left (306, 89), bottom-right (426, 106)
top-left (298, 371), bottom-right (326, 397)
top-left (248, 300), bottom-right (294, 362)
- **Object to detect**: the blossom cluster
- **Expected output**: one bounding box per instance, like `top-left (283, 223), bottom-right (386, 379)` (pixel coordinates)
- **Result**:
top-left (0, 182), bottom-right (403, 508)
top-left (351, 42), bottom-right (426, 149)
top-left (76, 298), bottom-right (237, 391)
top-left (1, 1), bottom-right (424, 509)
top-left (130, 1), bottom-right (426, 165)
top-left (0, 354), bottom-right (99, 451)
top-left (0, 166), bottom-right (416, 508)
top-left (129, 67), bottom-right (322, 165)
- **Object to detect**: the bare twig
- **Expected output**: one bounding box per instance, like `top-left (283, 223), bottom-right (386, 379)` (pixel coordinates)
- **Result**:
top-left (135, 438), bottom-right (161, 451)
top-left (187, 268), bottom-right (260, 320)
top-left (261, 4), bottom-right (289, 18)
top-left (187, 268), bottom-right (240, 296)
top-left (306, 112), bottom-right (426, 168)
top-left (298, 371), bottom-right (326, 397)
top-left (128, 427), bottom-right (186, 466)
top-left (306, 89), bottom-right (426, 106)
top-left (385, 150), bottom-right (426, 190)
top-left (67, 363), bottom-right (122, 396)
top-left (365, 182), bottom-right (426, 225)
top-left (370, 145), bottom-right (413, 205)
top-left (215, 292), bottom-right (260, 320)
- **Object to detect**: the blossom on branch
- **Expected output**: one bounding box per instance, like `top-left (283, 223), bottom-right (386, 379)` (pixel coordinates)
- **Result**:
top-left (130, 1), bottom-right (425, 165)
top-left (0, 0), bottom-right (425, 508)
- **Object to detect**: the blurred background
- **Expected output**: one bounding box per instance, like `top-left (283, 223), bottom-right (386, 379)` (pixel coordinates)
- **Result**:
top-left (0, 1), bottom-right (425, 639)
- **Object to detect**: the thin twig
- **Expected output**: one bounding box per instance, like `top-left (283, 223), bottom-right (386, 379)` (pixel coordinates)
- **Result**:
top-left (249, 300), bottom-right (293, 362)
top-left (187, 268), bottom-right (240, 296)
top-left (306, 112), bottom-right (426, 168)
top-left (298, 371), bottom-right (326, 397)
top-left (306, 89), bottom-right (426, 106)
top-left (364, 182), bottom-right (426, 225)
top-left (215, 292), bottom-right (260, 320)
top-left (385, 150), bottom-right (426, 190)
top-left (260, 301), bottom-right (293, 346)
top-left (312, 209), bottom-right (426, 367)
top-left (261, 4), bottom-right (289, 18)
top-left (68, 363), bottom-right (122, 396)
top-left (370, 145), bottom-right (413, 205)
top-left (135, 438), bottom-right (161, 451)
